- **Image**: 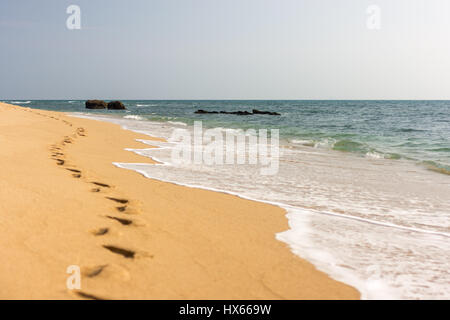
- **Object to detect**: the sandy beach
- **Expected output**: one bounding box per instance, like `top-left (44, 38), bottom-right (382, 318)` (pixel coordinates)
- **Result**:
top-left (0, 102), bottom-right (359, 300)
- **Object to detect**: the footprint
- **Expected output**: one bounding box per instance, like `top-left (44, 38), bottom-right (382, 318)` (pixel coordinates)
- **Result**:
top-left (103, 245), bottom-right (135, 259)
top-left (83, 265), bottom-right (108, 278)
top-left (91, 228), bottom-right (109, 236)
top-left (82, 264), bottom-right (130, 281)
top-left (106, 197), bottom-right (129, 204)
top-left (116, 206), bottom-right (127, 213)
top-left (66, 168), bottom-right (81, 173)
top-left (72, 174), bottom-right (81, 178)
top-left (115, 206), bottom-right (139, 215)
top-left (92, 182), bottom-right (111, 188)
top-left (76, 128), bottom-right (86, 136)
top-left (106, 216), bottom-right (133, 226)
top-left (75, 291), bottom-right (104, 300)
top-left (91, 188), bottom-right (101, 193)
top-left (56, 159), bottom-right (65, 166)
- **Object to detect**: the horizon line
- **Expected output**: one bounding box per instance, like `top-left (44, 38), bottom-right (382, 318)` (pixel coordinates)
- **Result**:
top-left (3, 99), bottom-right (450, 102)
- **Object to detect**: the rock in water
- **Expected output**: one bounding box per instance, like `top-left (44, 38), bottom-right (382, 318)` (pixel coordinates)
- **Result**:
top-left (107, 101), bottom-right (126, 110)
top-left (223, 111), bottom-right (252, 115)
top-left (252, 109), bottom-right (281, 116)
top-left (85, 100), bottom-right (107, 109)
top-left (195, 109), bottom-right (218, 114)
top-left (194, 109), bottom-right (280, 116)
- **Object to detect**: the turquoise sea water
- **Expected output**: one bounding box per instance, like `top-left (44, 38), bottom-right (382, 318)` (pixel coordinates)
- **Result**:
top-left (9, 100), bottom-right (450, 174)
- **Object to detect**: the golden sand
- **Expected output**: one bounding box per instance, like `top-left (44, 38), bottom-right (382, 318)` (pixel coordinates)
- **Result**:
top-left (0, 102), bottom-right (359, 299)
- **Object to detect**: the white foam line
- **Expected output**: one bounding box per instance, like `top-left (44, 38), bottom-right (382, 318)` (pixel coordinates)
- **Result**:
top-left (113, 158), bottom-right (450, 239)
top-left (95, 114), bottom-right (450, 240)
top-left (10, 100), bottom-right (31, 104)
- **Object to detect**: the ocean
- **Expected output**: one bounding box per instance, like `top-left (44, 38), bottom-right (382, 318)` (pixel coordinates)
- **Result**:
top-left (7, 100), bottom-right (450, 299)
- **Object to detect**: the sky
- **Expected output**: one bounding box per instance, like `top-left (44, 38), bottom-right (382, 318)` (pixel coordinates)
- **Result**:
top-left (1, 0), bottom-right (450, 100)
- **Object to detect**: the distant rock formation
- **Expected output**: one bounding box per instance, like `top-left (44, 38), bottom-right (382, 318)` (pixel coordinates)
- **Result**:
top-left (252, 109), bottom-right (280, 116)
top-left (195, 109), bottom-right (218, 114)
top-left (85, 100), bottom-right (107, 109)
top-left (107, 101), bottom-right (126, 110)
top-left (221, 110), bottom-right (253, 115)
top-left (195, 109), bottom-right (280, 116)
top-left (85, 100), bottom-right (127, 110)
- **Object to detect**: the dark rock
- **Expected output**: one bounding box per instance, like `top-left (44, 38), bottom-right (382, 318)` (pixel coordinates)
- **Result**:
top-left (252, 109), bottom-right (280, 116)
top-left (195, 109), bottom-right (280, 116)
top-left (85, 100), bottom-right (107, 109)
top-left (107, 101), bottom-right (126, 110)
top-left (231, 111), bottom-right (252, 115)
top-left (218, 111), bottom-right (251, 115)
top-left (195, 109), bottom-right (218, 114)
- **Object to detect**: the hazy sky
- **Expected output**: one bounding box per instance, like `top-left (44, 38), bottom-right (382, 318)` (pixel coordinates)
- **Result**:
top-left (1, 0), bottom-right (450, 100)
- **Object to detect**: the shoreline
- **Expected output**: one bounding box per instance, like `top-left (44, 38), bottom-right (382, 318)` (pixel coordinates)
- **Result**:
top-left (0, 102), bottom-right (359, 299)
top-left (74, 111), bottom-right (450, 299)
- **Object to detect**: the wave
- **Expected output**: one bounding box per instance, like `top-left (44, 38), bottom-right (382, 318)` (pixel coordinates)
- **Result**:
top-left (136, 104), bottom-right (158, 107)
top-left (333, 139), bottom-right (367, 153)
top-left (10, 101), bottom-right (31, 104)
top-left (397, 128), bottom-right (427, 133)
top-left (289, 137), bottom-right (364, 153)
top-left (124, 115), bottom-right (145, 121)
top-left (78, 111), bottom-right (450, 179)
top-left (365, 151), bottom-right (385, 159)
top-left (422, 161), bottom-right (450, 175)
top-left (167, 121), bottom-right (187, 126)
top-left (289, 139), bottom-right (316, 147)
top-left (289, 138), bottom-right (336, 149)
top-left (429, 147), bottom-right (450, 152)
top-left (290, 137), bottom-right (404, 161)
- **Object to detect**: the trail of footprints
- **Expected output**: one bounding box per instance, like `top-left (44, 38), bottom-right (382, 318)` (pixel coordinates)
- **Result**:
top-left (18, 107), bottom-right (152, 300)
